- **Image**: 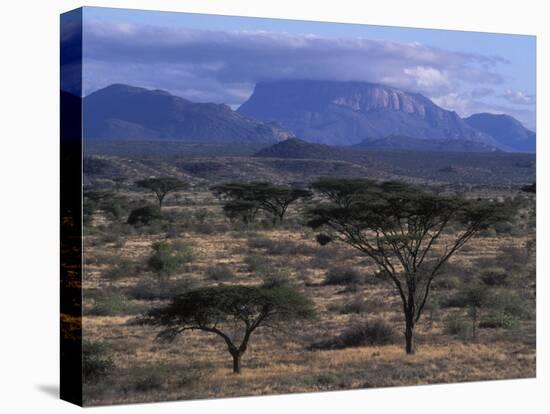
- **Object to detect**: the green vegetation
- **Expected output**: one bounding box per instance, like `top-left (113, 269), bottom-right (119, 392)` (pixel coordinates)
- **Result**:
top-left (136, 177), bottom-right (189, 210)
top-left (147, 240), bottom-right (194, 284)
top-left (211, 182), bottom-right (311, 223)
top-left (140, 284), bottom-right (315, 373)
top-left (307, 178), bottom-right (515, 354)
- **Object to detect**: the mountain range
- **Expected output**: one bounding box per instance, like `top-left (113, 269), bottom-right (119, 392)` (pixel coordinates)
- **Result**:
top-left (81, 81), bottom-right (535, 153)
top-left (464, 113), bottom-right (535, 152)
top-left (238, 80), bottom-right (535, 152)
top-left (83, 84), bottom-right (292, 144)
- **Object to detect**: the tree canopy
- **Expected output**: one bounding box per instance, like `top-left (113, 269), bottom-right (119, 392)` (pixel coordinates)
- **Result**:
top-left (211, 182), bottom-right (312, 223)
top-left (140, 284), bottom-right (315, 373)
top-left (136, 177), bottom-right (188, 210)
top-left (307, 178), bottom-right (515, 354)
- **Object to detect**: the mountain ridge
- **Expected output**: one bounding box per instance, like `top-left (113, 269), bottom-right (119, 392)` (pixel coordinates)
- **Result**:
top-left (463, 113), bottom-right (535, 153)
top-left (238, 79), bottom-right (498, 147)
top-left (83, 84), bottom-right (293, 144)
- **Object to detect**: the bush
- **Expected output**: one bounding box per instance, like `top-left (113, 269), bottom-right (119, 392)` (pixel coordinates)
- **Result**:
top-left (260, 269), bottom-right (292, 288)
top-left (479, 312), bottom-right (519, 329)
top-left (126, 277), bottom-right (196, 301)
top-left (324, 266), bottom-right (362, 286)
top-left (248, 236), bottom-right (317, 256)
top-left (481, 268), bottom-right (509, 286)
top-left (131, 365), bottom-right (166, 392)
top-left (486, 290), bottom-right (534, 320)
top-left (479, 228), bottom-right (497, 237)
top-left (205, 264), bottom-right (235, 281)
top-left (443, 313), bottom-right (471, 339)
top-left (244, 254), bottom-right (271, 274)
top-left (83, 340), bottom-right (114, 383)
top-left (89, 291), bottom-right (130, 316)
top-left (493, 221), bottom-right (514, 235)
top-left (311, 320), bottom-right (397, 350)
top-left (104, 259), bottom-right (139, 281)
top-left (127, 205), bottom-right (161, 226)
top-left (148, 240), bottom-right (194, 281)
top-left (339, 296), bottom-right (369, 314)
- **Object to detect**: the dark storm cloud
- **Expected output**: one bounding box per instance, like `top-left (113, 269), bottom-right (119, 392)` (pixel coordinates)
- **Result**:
top-left (83, 20), bottom-right (508, 107)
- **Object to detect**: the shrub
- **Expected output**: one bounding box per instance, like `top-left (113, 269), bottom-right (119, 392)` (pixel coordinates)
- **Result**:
top-left (127, 205), bottom-right (161, 226)
top-left (89, 291), bottom-right (130, 316)
top-left (126, 277), bottom-right (196, 301)
top-left (104, 259), bottom-right (139, 281)
top-left (479, 312), bottom-right (518, 329)
top-left (324, 266), bottom-right (362, 286)
top-left (339, 295), bottom-right (369, 314)
top-left (131, 365), bottom-right (166, 392)
top-left (311, 320), bottom-right (397, 350)
top-left (205, 264), bottom-right (235, 281)
top-left (83, 340), bottom-right (114, 383)
top-left (493, 221), bottom-right (514, 235)
top-left (479, 228), bottom-right (497, 237)
top-left (147, 240), bottom-right (194, 281)
top-left (443, 313), bottom-right (471, 339)
top-left (481, 268), bottom-right (509, 286)
top-left (260, 269), bottom-right (292, 288)
top-left (486, 290), bottom-right (534, 320)
top-left (248, 237), bottom-right (317, 256)
top-left (244, 254), bottom-right (271, 274)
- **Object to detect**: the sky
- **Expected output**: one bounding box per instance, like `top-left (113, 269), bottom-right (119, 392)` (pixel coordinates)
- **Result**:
top-left (78, 6), bottom-right (536, 129)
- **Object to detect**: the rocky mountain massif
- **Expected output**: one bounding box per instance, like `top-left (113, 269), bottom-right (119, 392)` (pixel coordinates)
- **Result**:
top-left (239, 80), bottom-right (535, 152)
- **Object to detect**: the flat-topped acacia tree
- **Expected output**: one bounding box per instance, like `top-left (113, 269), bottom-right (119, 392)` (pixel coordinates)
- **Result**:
top-left (307, 178), bottom-right (514, 354)
top-left (136, 177), bottom-right (188, 210)
top-left (211, 182), bottom-right (312, 223)
top-left (139, 285), bottom-right (315, 373)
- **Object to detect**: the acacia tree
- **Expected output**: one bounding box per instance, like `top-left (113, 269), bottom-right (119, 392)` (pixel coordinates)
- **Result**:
top-left (307, 178), bottom-right (514, 354)
top-left (139, 285), bottom-right (315, 373)
top-left (455, 284), bottom-right (490, 341)
top-left (136, 177), bottom-right (188, 210)
top-left (211, 182), bottom-right (311, 223)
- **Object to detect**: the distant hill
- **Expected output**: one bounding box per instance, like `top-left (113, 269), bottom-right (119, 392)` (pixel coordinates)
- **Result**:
top-left (255, 138), bottom-right (354, 159)
top-left (353, 135), bottom-right (500, 152)
top-left (83, 84), bottom-right (292, 144)
top-left (238, 80), bottom-right (497, 147)
top-left (463, 113), bottom-right (536, 152)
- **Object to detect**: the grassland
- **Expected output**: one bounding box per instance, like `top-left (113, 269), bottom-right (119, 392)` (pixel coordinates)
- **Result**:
top-left (80, 163), bottom-right (536, 406)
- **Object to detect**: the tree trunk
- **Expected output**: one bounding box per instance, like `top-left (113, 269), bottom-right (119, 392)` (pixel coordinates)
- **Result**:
top-left (405, 313), bottom-right (415, 354)
top-left (232, 353), bottom-right (242, 374)
top-left (472, 307), bottom-right (477, 342)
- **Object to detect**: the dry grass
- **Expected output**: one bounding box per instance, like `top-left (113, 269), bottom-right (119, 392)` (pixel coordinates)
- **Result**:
top-left (81, 189), bottom-right (536, 406)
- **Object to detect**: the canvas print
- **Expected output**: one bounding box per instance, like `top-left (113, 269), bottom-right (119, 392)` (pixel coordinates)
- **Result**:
top-left (60, 6), bottom-right (536, 406)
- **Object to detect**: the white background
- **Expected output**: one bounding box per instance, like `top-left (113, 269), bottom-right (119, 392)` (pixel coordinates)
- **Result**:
top-left (0, 0), bottom-right (547, 412)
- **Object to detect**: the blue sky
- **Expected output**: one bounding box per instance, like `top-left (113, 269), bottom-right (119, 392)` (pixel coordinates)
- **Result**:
top-left (80, 6), bottom-right (536, 129)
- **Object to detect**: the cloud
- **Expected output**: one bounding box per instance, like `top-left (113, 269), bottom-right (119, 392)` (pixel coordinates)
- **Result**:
top-left (501, 89), bottom-right (536, 105)
top-left (82, 19), bottom-right (508, 107)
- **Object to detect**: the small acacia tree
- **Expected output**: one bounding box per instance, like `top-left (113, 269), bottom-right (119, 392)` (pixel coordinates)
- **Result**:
top-left (136, 177), bottom-right (188, 210)
top-left (307, 178), bottom-right (514, 354)
top-left (455, 284), bottom-right (490, 341)
top-left (211, 182), bottom-right (311, 223)
top-left (140, 284), bottom-right (315, 373)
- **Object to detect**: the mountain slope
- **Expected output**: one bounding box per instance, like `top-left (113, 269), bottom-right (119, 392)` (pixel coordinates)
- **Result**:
top-left (463, 113), bottom-right (536, 152)
top-left (238, 80), bottom-right (496, 147)
top-left (353, 135), bottom-right (500, 152)
top-left (255, 138), bottom-right (354, 159)
top-left (83, 84), bottom-right (292, 144)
